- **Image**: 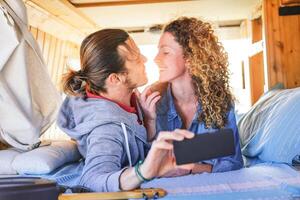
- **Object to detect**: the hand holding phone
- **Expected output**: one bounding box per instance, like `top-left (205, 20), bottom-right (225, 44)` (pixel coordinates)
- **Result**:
top-left (173, 129), bottom-right (235, 165)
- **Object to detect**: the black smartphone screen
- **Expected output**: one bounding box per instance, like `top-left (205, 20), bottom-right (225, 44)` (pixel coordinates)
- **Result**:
top-left (173, 128), bottom-right (235, 165)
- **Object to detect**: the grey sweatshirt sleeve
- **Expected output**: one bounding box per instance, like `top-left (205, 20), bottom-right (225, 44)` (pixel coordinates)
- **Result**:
top-left (79, 123), bottom-right (126, 192)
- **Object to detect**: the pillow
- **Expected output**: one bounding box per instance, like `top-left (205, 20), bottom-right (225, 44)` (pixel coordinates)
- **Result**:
top-left (239, 87), bottom-right (300, 164)
top-left (12, 140), bottom-right (81, 174)
top-left (0, 148), bottom-right (21, 174)
top-left (238, 89), bottom-right (280, 147)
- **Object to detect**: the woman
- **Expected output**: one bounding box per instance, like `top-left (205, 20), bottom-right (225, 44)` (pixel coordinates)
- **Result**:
top-left (140, 17), bottom-right (243, 174)
top-left (57, 29), bottom-right (194, 192)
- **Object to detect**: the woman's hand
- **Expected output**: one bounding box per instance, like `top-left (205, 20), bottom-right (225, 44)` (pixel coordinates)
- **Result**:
top-left (139, 129), bottom-right (194, 179)
top-left (138, 85), bottom-right (161, 121)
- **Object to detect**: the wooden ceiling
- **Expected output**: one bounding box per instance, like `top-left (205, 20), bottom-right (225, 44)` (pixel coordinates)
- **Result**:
top-left (69, 0), bottom-right (192, 7)
top-left (26, 0), bottom-right (259, 45)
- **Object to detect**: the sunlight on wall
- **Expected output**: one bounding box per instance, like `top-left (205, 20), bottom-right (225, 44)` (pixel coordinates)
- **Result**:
top-left (222, 39), bottom-right (252, 117)
top-left (138, 45), bottom-right (159, 91)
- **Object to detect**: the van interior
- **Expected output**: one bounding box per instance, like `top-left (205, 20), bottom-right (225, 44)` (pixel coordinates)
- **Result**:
top-left (0, 0), bottom-right (300, 199)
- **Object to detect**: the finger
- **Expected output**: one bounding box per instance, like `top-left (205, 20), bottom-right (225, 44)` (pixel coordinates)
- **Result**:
top-left (149, 95), bottom-right (161, 109)
top-left (177, 163), bottom-right (195, 170)
top-left (140, 85), bottom-right (153, 102)
top-left (173, 129), bottom-right (195, 139)
top-left (146, 92), bottom-right (160, 106)
top-left (168, 149), bottom-right (174, 157)
top-left (170, 149), bottom-right (175, 158)
top-left (152, 140), bottom-right (173, 150)
top-left (147, 95), bottom-right (161, 113)
top-left (157, 131), bottom-right (182, 141)
top-left (145, 91), bottom-right (160, 101)
top-left (157, 131), bottom-right (185, 142)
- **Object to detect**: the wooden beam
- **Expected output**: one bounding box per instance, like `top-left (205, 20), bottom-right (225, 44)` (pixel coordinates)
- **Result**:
top-left (69, 0), bottom-right (192, 7)
top-left (28, 0), bottom-right (98, 33)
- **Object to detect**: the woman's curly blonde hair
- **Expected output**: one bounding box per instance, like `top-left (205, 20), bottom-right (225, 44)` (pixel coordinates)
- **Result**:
top-left (164, 17), bottom-right (233, 129)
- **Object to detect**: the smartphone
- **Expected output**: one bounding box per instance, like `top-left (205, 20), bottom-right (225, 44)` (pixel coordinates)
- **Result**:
top-left (173, 128), bottom-right (235, 165)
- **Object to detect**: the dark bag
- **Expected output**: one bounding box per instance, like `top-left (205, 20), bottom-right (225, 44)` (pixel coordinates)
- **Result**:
top-left (0, 177), bottom-right (59, 200)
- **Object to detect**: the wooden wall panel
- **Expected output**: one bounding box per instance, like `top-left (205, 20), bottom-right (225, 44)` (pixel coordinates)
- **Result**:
top-left (57, 43), bottom-right (72, 88)
top-left (47, 36), bottom-right (57, 75)
top-left (52, 40), bottom-right (63, 82)
top-left (249, 17), bottom-right (265, 105)
top-left (282, 15), bottom-right (300, 87)
top-left (30, 26), bottom-right (38, 39)
top-left (249, 52), bottom-right (265, 104)
top-left (252, 17), bottom-right (262, 43)
top-left (43, 34), bottom-right (51, 65)
top-left (263, 0), bottom-right (285, 88)
top-left (29, 25), bottom-right (79, 89)
top-left (55, 41), bottom-right (67, 86)
top-left (36, 29), bottom-right (45, 52)
top-left (263, 0), bottom-right (300, 89)
top-left (28, 26), bottom-right (79, 140)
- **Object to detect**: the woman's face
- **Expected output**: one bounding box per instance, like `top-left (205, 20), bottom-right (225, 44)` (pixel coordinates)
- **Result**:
top-left (119, 38), bottom-right (148, 89)
top-left (155, 32), bottom-right (187, 83)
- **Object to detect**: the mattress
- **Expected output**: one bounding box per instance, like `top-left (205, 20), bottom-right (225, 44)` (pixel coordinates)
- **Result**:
top-left (142, 163), bottom-right (300, 199)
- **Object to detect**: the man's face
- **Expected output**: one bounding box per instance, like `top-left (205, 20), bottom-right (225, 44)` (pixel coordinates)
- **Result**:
top-left (118, 38), bottom-right (148, 89)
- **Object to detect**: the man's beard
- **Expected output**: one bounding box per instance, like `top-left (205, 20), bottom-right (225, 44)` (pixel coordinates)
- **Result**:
top-left (124, 76), bottom-right (138, 91)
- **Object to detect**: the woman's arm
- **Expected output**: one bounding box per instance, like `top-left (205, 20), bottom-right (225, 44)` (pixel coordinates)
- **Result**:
top-left (190, 163), bottom-right (212, 174)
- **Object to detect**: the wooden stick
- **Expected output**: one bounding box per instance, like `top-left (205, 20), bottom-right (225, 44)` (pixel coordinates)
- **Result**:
top-left (59, 188), bottom-right (167, 200)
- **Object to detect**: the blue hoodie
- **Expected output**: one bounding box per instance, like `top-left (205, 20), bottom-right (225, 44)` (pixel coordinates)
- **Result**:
top-left (57, 96), bottom-right (150, 192)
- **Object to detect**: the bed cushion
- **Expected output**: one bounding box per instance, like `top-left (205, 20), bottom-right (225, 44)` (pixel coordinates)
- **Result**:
top-left (238, 87), bottom-right (300, 164)
top-left (12, 140), bottom-right (81, 174)
top-left (0, 148), bottom-right (21, 174)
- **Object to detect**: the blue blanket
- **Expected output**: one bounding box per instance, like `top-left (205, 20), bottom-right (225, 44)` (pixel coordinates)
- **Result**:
top-left (142, 163), bottom-right (300, 199)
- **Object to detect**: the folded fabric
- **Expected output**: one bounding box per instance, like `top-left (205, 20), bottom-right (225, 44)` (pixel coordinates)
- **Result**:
top-left (12, 140), bottom-right (81, 174)
top-left (239, 87), bottom-right (300, 164)
top-left (0, 148), bottom-right (22, 174)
